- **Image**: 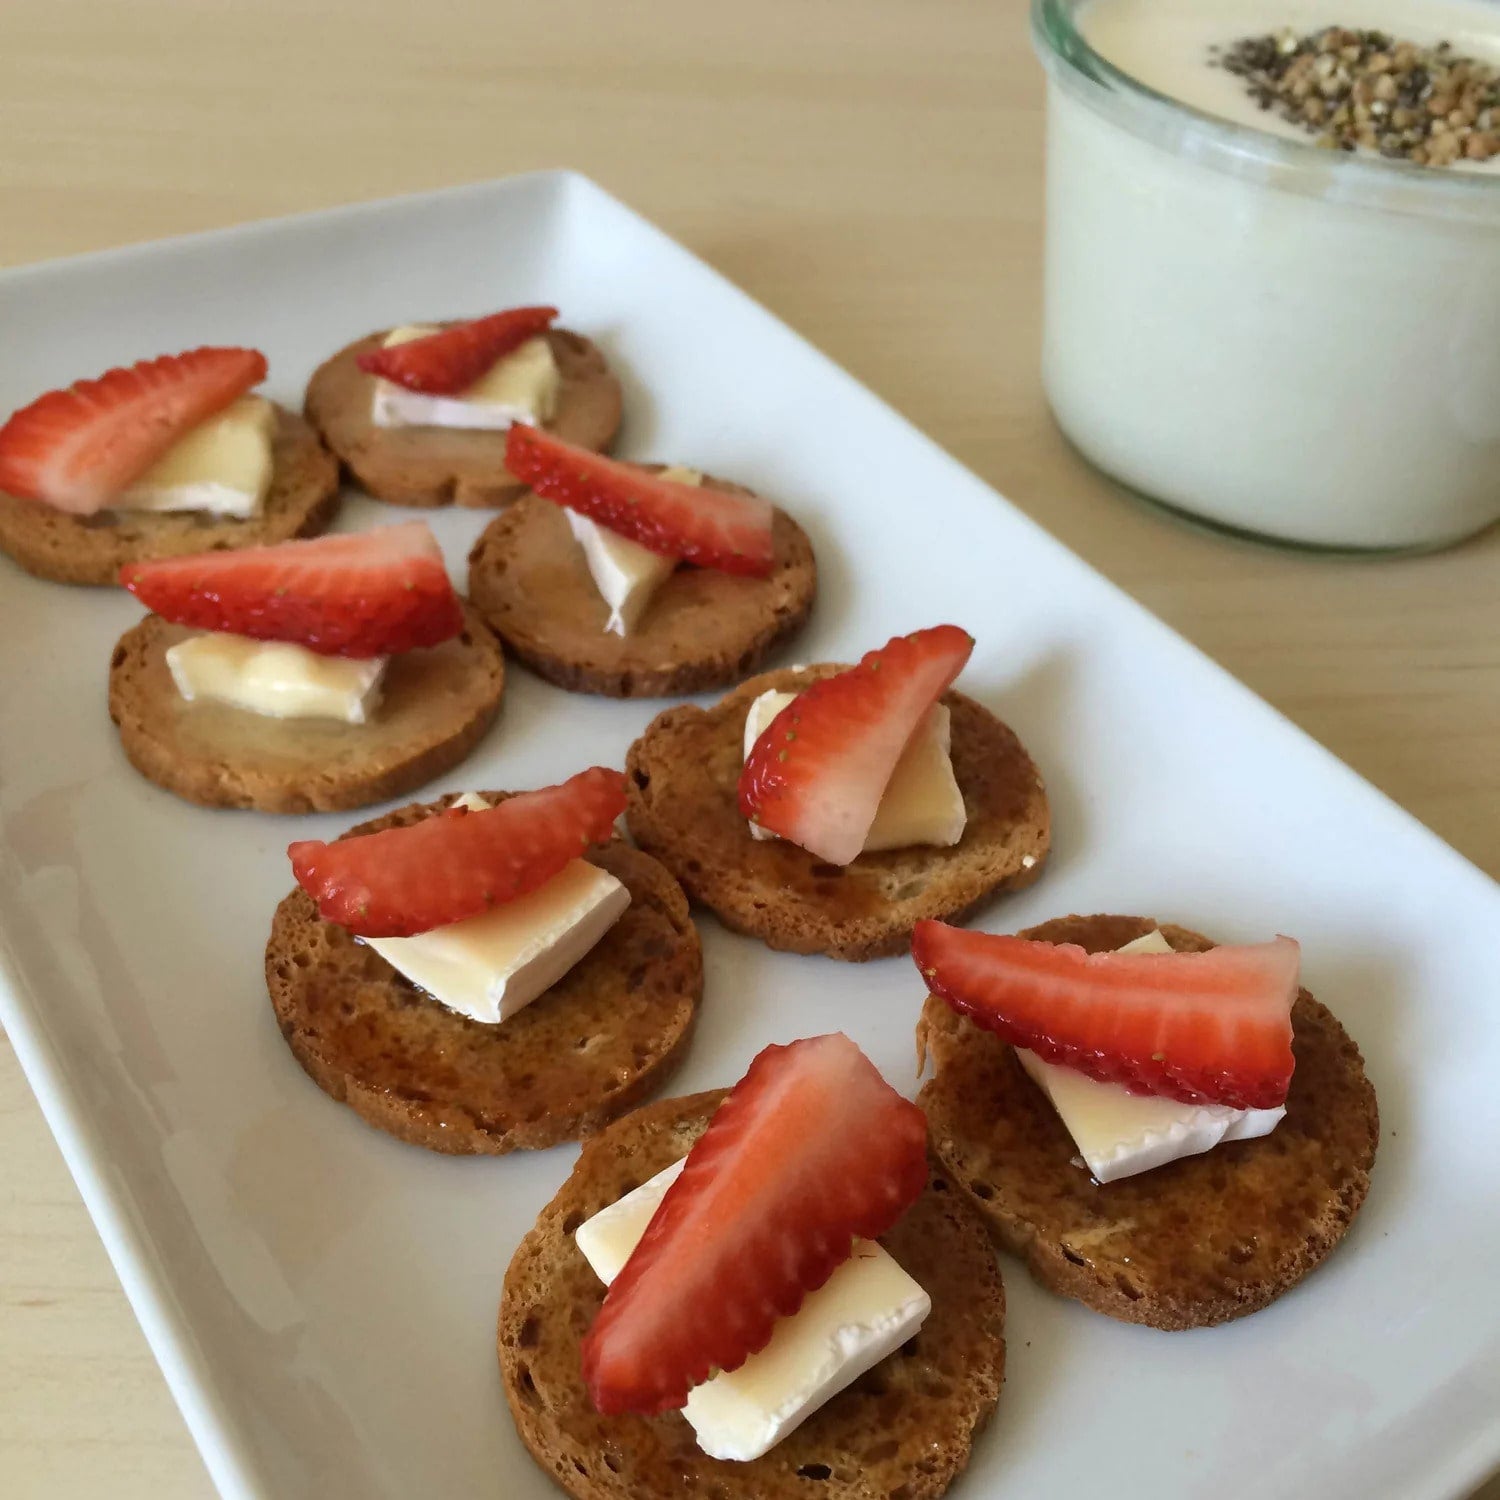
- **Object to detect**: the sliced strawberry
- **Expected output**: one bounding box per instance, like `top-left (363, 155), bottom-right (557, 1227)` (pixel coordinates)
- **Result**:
top-left (0, 347), bottom-right (267, 515)
top-left (738, 625), bottom-right (974, 865)
top-left (582, 1032), bottom-right (928, 1416)
top-left (912, 920), bottom-right (1298, 1109)
top-left (355, 306), bottom-right (558, 394)
top-left (289, 767), bottom-right (627, 937)
top-left (119, 522), bottom-right (462, 657)
top-left (505, 424), bottom-right (775, 577)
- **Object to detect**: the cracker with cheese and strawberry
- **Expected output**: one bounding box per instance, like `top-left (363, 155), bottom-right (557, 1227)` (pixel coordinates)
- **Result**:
top-left (913, 913), bottom-right (1379, 1329)
top-left (304, 306), bottom-right (623, 508)
top-left (0, 347), bottom-right (339, 586)
top-left (468, 426), bottom-right (817, 698)
top-left (623, 624), bottom-right (1050, 959)
top-left (108, 521), bottom-right (505, 812)
top-left (266, 769), bottom-right (703, 1155)
top-left (500, 1033), bottom-right (1004, 1499)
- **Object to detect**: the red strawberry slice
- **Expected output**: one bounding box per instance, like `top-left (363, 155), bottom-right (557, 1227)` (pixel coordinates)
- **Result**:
top-left (505, 424), bottom-right (775, 577)
top-left (289, 767), bottom-right (627, 937)
top-left (581, 1032), bottom-right (928, 1416)
top-left (0, 347), bottom-right (267, 515)
top-left (355, 306), bottom-right (558, 394)
top-left (738, 625), bottom-right (974, 865)
top-left (912, 920), bottom-right (1299, 1109)
top-left (119, 522), bottom-right (462, 658)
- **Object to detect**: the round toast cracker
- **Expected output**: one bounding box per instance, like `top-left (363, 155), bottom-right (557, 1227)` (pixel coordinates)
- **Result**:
top-left (624, 665), bottom-right (1051, 960)
top-left (0, 404), bottom-right (339, 587)
top-left (916, 914), bottom-right (1379, 1330)
top-left (266, 795), bottom-right (703, 1155)
top-left (467, 490), bottom-right (817, 698)
top-left (304, 328), bottom-right (622, 508)
top-left (108, 602), bottom-right (505, 813)
top-left (499, 1089), bottom-right (1005, 1500)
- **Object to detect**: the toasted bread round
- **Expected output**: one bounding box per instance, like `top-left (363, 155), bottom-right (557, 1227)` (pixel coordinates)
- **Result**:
top-left (108, 602), bottom-right (506, 813)
top-left (499, 1089), bottom-right (1005, 1500)
top-left (0, 404), bottom-right (340, 587)
top-left (304, 328), bottom-right (622, 508)
top-left (623, 665), bottom-right (1050, 961)
top-left (267, 795), bottom-right (703, 1155)
top-left (916, 914), bottom-right (1379, 1330)
top-left (467, 487), bottom-right (817, 698)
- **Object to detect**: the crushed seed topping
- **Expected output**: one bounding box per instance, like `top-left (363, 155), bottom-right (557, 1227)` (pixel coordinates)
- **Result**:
top-left (1211, 25), bottom-right (1500, 165)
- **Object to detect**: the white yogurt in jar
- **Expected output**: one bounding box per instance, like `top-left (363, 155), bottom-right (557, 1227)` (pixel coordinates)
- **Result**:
top-left (1035, 0), bottom-right (1500, 550)
top-left (1085, 0), bottom-right (1500, 166)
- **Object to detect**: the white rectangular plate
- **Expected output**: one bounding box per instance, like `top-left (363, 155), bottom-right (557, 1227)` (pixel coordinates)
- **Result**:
top-left (1, 171), bottom-right (1497, 1500)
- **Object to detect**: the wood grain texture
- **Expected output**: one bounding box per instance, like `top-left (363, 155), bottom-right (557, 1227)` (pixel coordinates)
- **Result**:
top-left (1, 0), bottom-right (1496, 1494)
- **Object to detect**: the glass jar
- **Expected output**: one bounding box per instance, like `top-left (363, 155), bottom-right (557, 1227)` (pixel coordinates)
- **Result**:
top-left (1032, 0), bottom-right (1500, 552)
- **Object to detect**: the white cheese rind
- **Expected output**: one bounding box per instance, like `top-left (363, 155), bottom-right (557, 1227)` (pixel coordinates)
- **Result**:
top-left (1015, 930), bottom-right (1286, 1183)
top-left (369, 326), bottom-right (560, 431)
top-left (365, 856), bottom-right (629, 1025)
top-left (742, 691), bottom-right (967, 852)
top-left (164, 633), bottom-right (386, 723)
top-left (117, 396), bottom-right (275, 518)
top-left (566, 465), bottom-right (699, 635)
top-left (576, 1158), bottom-right (931, 1463)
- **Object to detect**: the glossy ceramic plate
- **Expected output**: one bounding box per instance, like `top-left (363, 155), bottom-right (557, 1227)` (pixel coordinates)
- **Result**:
top-left (0, 171), bottom-right (1496, 1500)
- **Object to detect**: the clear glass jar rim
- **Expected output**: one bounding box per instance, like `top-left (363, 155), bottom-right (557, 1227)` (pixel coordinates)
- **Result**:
top-left (1032, 0), bottom-right (1500, 220)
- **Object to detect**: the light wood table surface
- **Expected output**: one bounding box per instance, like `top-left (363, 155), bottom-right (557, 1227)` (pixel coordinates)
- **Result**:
top-left (1, 0), bottom-right (1496, 1495)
